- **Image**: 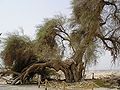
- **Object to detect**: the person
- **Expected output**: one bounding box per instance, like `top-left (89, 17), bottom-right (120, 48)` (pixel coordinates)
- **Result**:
top-left (92, 73), bottom-right (94, 79)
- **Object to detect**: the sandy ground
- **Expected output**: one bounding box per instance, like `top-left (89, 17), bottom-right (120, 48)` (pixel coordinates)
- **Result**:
top-left (85, 70), bottom-right (120, 79)
top-left (0, 85), bottom-right (118, 90)
top-left (0, 85), bottom-right (48, 90)
top-left (0, 70), bottom-right (119, 90)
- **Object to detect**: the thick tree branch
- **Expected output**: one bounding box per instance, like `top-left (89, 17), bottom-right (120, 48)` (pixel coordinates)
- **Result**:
top-left (100, 14), bottom-right (111, 26)
top-left (104, 1), bottom-right (120, 23)
top-left (97, 32), bottom-right (120, 60)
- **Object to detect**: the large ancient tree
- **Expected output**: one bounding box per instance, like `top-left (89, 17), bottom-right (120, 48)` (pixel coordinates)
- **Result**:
top-left (1, 0), bottom-right (120, 84)
top-left (21, 0), bottom-right (120, 83)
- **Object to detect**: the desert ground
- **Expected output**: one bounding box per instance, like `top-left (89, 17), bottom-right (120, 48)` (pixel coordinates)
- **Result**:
top-left (0, 70), bottom-right (119, 90)
top-left (0, 85), bottom-right (118, 90)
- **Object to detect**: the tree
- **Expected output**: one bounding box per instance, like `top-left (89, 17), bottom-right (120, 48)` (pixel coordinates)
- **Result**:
top-left (1, 33), bottom-right (37, 76)
top-left (1, 32), bottom-right (58, 83)
top-left (1, 0), bottom-right (120, 84)
top-left (70, 0), bottom-right (120, 81)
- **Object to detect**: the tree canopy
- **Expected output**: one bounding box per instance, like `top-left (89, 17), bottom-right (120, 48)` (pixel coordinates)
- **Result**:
top-left (0, 0), bottom-right (120, 84)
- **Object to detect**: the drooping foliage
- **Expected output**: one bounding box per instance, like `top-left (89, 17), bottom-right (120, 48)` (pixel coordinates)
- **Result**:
top-left (69, 0), bottom-right (105, 66)
top-left (71, 0), bottom-right (120, 63)
top-left (35, 17), bottom-right (68, 61)
top-left (1, 33), bottom-right (36, 73)
top-left (0, 32), bottom-right (57, 80)
top-left (35, 19), bottom-right (58, 60)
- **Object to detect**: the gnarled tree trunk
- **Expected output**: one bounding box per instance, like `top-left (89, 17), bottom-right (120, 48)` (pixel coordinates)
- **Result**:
top-left (10, 0), bottom-right (105, 84)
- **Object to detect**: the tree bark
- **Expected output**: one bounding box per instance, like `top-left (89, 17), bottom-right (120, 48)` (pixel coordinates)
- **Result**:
top-left (21, 60), bottom-right (84, 83)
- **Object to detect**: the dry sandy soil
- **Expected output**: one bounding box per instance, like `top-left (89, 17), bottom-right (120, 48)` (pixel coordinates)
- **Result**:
top-left (0, 85), bottom-right (118, 90)
top-left (0, 70), bottom-right (119, 90)
top-left (85, 70), bottom-right (120, 79)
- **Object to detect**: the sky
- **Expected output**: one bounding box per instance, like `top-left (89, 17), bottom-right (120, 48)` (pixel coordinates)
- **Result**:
top-left (0, 0), bottom-right (71, 37)
top-left (0, 0), bottom-right (120, 70)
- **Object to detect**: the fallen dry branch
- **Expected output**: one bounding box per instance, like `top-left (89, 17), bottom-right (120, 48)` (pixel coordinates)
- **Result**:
top-left (0, 70), bottom-right (20, 76)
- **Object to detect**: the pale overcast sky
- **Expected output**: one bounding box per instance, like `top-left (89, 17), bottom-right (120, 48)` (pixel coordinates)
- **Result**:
top-left (0, 0), bottom-right (119, 70)
top-left (0, 0), bottom-right (71, 37)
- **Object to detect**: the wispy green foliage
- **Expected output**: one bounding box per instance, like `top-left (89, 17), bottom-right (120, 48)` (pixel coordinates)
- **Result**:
top-left (70, 29), bottom-right (99, 66)
top-left (35, 19), bottom-right (58, 60)
top-left (35, 17), bottom-right (67, 60)
top-left (84, 41), bottom-right (98, 66)
top-left (1, 33), bottom-right (36, 72)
